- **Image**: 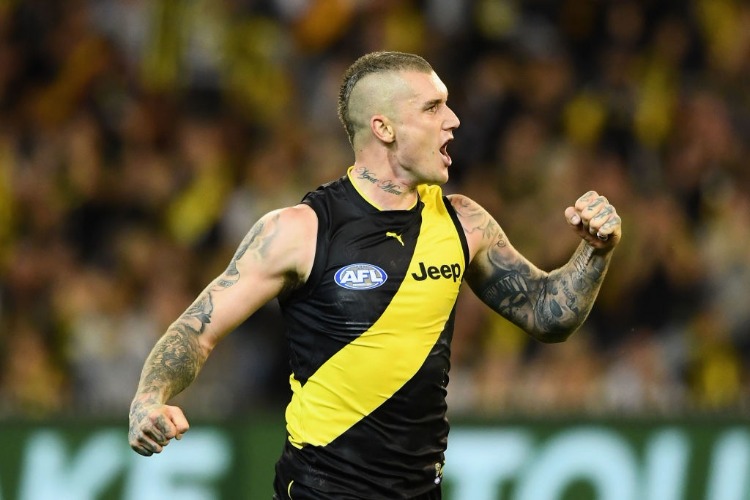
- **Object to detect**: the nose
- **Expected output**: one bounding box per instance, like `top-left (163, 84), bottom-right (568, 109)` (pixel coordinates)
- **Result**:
top-left (444, 106), bottom-right (460, 130)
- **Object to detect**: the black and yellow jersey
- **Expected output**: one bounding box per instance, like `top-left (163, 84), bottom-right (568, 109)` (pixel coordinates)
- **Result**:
top-left (276, 167), bottom-right (469, 498)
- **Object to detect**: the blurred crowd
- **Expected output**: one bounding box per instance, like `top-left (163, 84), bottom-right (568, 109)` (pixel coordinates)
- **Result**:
top-left (1, 0), bottom-right (750, 420)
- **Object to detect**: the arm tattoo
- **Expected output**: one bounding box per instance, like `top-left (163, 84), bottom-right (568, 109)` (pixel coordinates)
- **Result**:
top-left (135, 317), bottom-right (206, 403)
top-left (452, 195), bottom-right (506, 245)
top-left (134, 214), bottom-right (281, 402)
top-left (456, 195), bottom-right (611, 340)
top-left (536, 243), bottom-right (610, 339)
top-left (216, 218), bottom-right (279, 288)
top-left (478, 252), bottom-right (538, 332)
top-left (474, 242), bottom-right (609, 339)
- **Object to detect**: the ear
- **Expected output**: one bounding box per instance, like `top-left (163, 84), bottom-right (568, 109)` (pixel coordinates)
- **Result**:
top-left (371, 115), bottom-right (395, 144)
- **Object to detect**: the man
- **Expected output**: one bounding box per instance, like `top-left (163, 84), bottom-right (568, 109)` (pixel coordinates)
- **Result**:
top-left (128, 51), bottom-right (621, 499)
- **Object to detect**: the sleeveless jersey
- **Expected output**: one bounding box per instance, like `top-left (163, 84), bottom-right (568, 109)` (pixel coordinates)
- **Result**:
top-left (276, 168), bottom-right (469, 498)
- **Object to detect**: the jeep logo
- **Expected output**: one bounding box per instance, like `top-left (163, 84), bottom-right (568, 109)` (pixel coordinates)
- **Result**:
top-left (411, 262), bottom-right (462, 282)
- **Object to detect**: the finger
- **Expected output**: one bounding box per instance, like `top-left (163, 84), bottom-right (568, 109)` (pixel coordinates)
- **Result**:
top-left (596, 215), bottom-right (622, 240)
top-left (130, 433), bottom-right (163, 456)
top-left (133, 443), bottom-right (156, 457)
top-left (588, 218), bottom-right (609, 239)
top-left (574, 191), bottom-right (600, 213)
top-left (139, 439), bottom-right (163, 455)
top-left (576, 190), bottom-right (598, 206)
top-left (564, 207), bottom-right (581, 226)
top-left (151, 414), bottom-right (177, 443)
top-left (579, 196), bottom-right (611, 235)
top-left (143, 429), bottom-right (168, 447)
top-left (139, 414), bottom-right (171, 446)
top-left (574, 190), bottom-right (604, 212)
top-left (591, 204), bottom-right (615, 223)
top-left (580, 197), bottom-right (609, 220)
top-left (143, 424), bottom-right (168, 445)
top-left (166, 406), bottom-right (190, 439)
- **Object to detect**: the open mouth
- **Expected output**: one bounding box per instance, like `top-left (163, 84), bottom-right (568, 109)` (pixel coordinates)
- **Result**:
top-left (439, 140), bottom-right (452, 166)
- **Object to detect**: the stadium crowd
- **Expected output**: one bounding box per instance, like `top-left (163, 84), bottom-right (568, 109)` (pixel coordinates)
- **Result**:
top-left (1, 0), bottom-right (749, 420)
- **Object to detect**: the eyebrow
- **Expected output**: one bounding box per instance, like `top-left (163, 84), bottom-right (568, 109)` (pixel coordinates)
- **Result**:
top-left (422, 98), bottom-right (445, 110)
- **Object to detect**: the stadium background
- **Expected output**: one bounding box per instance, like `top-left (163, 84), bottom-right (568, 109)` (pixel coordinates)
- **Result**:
top-left (1, 0), bottom-right (749, 498)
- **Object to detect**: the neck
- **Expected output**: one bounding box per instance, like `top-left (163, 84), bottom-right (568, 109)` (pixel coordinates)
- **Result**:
top-left (349, 164), bottom-right (418, 210)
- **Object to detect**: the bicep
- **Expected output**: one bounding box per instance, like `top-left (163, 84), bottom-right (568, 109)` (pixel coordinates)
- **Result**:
top-left (466, 232), bottom-right (546, 324)
top-left (448, 194), bottom-right (546, 329)
top-left (176, 206), bottom-right (316, 351)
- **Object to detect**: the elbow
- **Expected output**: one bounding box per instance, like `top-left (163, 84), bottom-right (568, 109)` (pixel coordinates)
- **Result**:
top-left (532, 295), bottom-right (589, 343)
top-left (531, 310), bottom-right (585, 343)
top-left (197, 334), bottom-right (217, 360)
top-left (165, 321), bottom-right (215, 363)
top-left (533, 326), bottom-right (578, 344)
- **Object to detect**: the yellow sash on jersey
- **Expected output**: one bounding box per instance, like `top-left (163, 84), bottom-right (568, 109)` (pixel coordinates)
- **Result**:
top-left (285, 183), bottom-right (465, 448)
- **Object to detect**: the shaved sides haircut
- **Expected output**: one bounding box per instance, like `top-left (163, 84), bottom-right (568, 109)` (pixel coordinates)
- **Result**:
top-left (337, 51), bottom-right (433, 146)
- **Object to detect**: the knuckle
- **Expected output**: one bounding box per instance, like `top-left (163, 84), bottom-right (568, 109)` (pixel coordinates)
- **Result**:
top-left (576, 192), bottom-right (593, 205)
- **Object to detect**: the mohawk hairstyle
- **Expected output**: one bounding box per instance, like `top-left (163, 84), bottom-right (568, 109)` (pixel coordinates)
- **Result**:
top-left (337, 51), bottom-right (433, 146)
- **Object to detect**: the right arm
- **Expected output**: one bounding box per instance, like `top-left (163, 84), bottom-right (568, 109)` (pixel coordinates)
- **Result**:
top-left (451, 192), bottom-right (620, 343)
top-left (128, 204), bottom-right (317, 456)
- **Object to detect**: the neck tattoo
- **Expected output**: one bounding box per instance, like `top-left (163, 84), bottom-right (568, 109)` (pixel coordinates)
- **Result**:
top-left (356, 167), bottom-right (404, 195)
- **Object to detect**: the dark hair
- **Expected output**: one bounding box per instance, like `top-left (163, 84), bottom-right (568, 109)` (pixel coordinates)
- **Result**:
top-left (337, 51), bottom-right (433, 145)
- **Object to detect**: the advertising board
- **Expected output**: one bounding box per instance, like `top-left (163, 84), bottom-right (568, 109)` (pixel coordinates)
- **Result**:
top-left (0, 418), bottom-right (746, 499)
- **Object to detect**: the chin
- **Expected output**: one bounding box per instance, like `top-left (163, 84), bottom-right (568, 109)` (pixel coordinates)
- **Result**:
top-left (425, 172), bottom-right (449, 186)
top-left (437, 165), bottom-right (451, 184)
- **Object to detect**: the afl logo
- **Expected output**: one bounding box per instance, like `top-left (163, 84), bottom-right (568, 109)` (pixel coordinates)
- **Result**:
top-left (334, 263), bottom-right (388, 290)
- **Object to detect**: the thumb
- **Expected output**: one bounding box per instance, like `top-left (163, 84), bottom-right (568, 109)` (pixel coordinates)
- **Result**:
top-left (564, 206), bottom-right (581, 226)
top-left (165, 405), bottom-right (190, 439)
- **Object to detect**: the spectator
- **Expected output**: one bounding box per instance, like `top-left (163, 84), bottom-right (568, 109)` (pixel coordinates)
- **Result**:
top-left (1, 0), bottom-right (749, 419)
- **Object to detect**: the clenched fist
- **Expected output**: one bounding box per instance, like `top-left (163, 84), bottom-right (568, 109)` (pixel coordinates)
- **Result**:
top-left (565, 191), bottom-right (622, 249)
top-left (129, 397), bottom-right (190, 456)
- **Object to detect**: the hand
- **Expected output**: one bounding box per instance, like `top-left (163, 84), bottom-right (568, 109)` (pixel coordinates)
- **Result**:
top-left (565, 191), bottom-right (622, 249)
top-left (129, 398), bottom-right (190, 456)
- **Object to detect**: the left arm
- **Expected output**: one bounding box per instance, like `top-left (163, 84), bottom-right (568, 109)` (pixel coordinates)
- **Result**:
top-left (450, 191), bottom-right (622, 343)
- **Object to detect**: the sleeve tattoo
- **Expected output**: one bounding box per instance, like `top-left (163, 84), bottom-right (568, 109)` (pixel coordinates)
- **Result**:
top-left (456, 197), bottom-right (609, 340)
top-left (136, 215), bottom-right (280, 401)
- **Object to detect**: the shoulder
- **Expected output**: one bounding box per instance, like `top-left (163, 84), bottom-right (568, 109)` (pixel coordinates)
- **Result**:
top-left (280, 203), bottom-right (318, 225)
top-left (243, 204), bottom-right (318, 282)
top-left (446, 193), bottom-right (487, 222)
top-left (446, 193), bottom-right (503, 262)
top-left (273, 203), bottom-right (318, 256)
top-left (254, 203), bottom-right (318, 238)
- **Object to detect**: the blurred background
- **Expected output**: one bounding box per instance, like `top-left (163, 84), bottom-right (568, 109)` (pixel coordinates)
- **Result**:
top-left (1, 0), bottom-right (750, 497)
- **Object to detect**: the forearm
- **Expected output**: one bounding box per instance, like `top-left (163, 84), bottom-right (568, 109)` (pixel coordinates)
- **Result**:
top-left (134, 273), bottom-right (223, 405)
top-left (537, 240), bottom-right (611, 341)
top-left (469, 240), bottom-right (611, 342)
top-left (131, 223), bottom-right (258, 407)
top-left (131, 211), bottom-right (291, 409)
top-left (128, 318), bottom-right (203, 455)
top-left (132, 322), bottom-right (208, 405)
top-left (456, 190), bottom-right (620, 342)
